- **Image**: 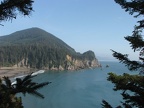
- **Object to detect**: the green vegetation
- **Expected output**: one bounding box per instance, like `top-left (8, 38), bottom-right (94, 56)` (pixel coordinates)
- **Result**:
top-left (0, 74), bottom-right (51, 108)
top-left (0, 28), bottom-right (97, 69)
top-left (82, 51), bottom-right (96, 61)
top-left (0, 0), bottom-right (34, 25)
top-left (102, 0), bottom-right (144, 108)
top-left (0, 1), bottom-right (50, 108)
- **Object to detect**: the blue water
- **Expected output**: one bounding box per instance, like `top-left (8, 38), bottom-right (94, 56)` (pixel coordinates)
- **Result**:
top-left (20, 61), bottom-right (138, 108)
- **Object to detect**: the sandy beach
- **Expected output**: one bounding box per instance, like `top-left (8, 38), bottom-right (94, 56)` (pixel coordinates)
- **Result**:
top-left (0, 67), bottom-right (37, 79)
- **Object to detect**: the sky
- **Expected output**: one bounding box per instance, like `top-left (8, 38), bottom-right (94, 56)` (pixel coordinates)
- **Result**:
top-left (0, 0), bottom-right (141, 61)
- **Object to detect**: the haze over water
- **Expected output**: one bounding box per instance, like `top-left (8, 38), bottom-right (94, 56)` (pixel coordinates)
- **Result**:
top-left (21, 61), bottom-right (137, 108)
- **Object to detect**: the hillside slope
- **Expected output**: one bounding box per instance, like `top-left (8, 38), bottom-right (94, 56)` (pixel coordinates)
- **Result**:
top-left (0, 27), bottom-right (100, 70)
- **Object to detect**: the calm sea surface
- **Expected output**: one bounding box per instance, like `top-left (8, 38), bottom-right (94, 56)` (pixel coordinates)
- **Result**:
top-left (20, 61), bottom-right (138, 108)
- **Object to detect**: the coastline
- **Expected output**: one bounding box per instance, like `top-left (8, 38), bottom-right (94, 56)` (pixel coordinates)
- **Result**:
top-left (0, 65), bottom-right (100, 79)
top-left (0, 67), bottom-right (37, 79)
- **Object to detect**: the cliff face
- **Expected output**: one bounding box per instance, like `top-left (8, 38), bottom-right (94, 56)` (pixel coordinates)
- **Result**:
top-left (68, 58), bottom-right (100, 70)
top-left (0, 27), bottom-right (100, 70)
top-left (13, 51), bottom-right (100, 70)
top-left (13, 54), bottom-right (100, 71)
top-left (64, 54), bottom-right (100, 70)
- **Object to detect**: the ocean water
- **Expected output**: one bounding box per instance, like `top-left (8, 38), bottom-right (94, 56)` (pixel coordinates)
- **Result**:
top-left (20, 61), bottom-right (138, 108)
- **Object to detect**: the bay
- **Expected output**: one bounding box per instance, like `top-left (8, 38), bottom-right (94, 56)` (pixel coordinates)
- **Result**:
top-left (20, 61), bottom-right (138, 108)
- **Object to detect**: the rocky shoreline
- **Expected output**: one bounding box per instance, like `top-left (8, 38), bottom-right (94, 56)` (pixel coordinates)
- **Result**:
top-left (0, 58), bottom-right (100, 79)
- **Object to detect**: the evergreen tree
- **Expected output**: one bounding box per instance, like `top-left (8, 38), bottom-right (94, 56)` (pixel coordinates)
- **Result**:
top-left (0, 0), bottom-right (50, 108)
top-left (0, 0), bottom-right (34, 25)
top-left (102, 0), bottom-right (144, 108)
top-left (0, 74), bottom-right (51, 108)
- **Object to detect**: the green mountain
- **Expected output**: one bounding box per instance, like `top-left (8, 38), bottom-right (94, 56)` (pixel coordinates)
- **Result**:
top-left (0, 27), bottom-right (100, 70)
top-left (0, 27), bottom-right (75, 53)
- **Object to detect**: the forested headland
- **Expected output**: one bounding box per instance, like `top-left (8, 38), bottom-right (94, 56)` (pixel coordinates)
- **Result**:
top-left (0, 27), bottom-right (100, 70)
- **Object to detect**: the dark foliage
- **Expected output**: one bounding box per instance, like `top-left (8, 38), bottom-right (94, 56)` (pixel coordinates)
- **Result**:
top-left (102, 0), bottom-right (144, 108)
top-left (105, 72), bottom-right (144, 108)
top-left (0, 1), bottom-right (51, 108)
top-left (111, 50), bottom-right (143, 71)
top-left (0, 74), bottom-right (51, 108)
top-left (0, 28), bottom-right (96, 69)
top-left (0, 0), bottom-right (34, 24)
top-left (101, 100), bottom-right (113, 108)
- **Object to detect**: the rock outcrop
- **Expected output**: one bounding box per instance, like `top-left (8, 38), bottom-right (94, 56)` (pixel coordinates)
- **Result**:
top-left (64, 54), bottom-right (100, 70)
top-left (12, 54), bottom-right (100, 71)
top-left (0, 28), bottom-right (100, 71)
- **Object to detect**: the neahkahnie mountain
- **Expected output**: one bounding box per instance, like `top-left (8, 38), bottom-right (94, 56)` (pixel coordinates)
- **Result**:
top-left (0, 27), bottom-right (100, 70)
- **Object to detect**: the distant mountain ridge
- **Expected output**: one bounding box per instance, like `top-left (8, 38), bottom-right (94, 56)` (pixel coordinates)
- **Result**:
top-left (0, 27), bottom-right (100, 70)
top-left (0, 27), bottom-right (75, 53)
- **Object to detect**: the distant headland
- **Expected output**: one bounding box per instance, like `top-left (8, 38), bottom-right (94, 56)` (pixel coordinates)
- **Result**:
top-left (0, 27), bottom-right (100, 71)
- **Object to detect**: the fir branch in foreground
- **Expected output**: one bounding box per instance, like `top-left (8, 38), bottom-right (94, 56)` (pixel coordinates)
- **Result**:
top-left (101, 100), bottom-right (113, 108)
top-left (107, 73), bottom-right (144, 108)
top-left (114, 0), bottom-right (144, 17)
top-left (111, 50), bottom-right (143, 71)
top-left (0, 0), bottom-right (34, 22)
top-left (124, 27), bottom-right (144, 52)
top-left (1, 73), bottom-right (51, 99)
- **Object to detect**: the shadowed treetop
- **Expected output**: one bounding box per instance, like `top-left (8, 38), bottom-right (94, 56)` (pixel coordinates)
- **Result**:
top-left (102, 0), bottom-right (144, 108)
top-left (0, 0), bottom-right (34, 24)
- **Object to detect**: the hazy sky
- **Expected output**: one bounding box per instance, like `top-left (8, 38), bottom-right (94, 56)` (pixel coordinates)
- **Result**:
top-left (0, 0), bottom-right (140, 61)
